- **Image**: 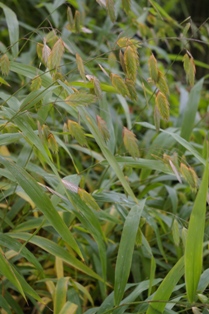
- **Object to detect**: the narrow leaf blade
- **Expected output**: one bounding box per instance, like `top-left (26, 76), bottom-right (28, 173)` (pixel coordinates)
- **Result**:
top-left (54, 277), bottom-right (69, 314)
top-left (0, 249), bottom-right (26, 300)
top-left (147, 256), bottom-right (184, 313)
top-left (114, 200), bottom-right (146, 305)
top-left (180, 78), bottom-right (204, 144)
top-left (185, 163), bottom-right (209, 302)
top-left (0, 3), bottom-right (19, 57)
top-left (0, 156), bottom-right (82, 258)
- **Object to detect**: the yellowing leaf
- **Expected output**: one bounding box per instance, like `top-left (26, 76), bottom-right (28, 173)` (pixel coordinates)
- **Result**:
top-left (67, 120), bottom-right (87, 146)
top-left (148, 54), bottom-right (158, 83)
top-left (111, 73), bottom-right (129, 97)
top-left (65, 92), bottom-right (96, 106)
top-left (48, 38), bottom-right (64, 70)
top-left (180, 163), bottom-right (198, 192)
top-left (155, 91), bottom-right (170, 121)
top-left (0, 145), bottom-right (10, 156)
top-left (123, 127), bottom-right (140, 158)
top-left (76, 53), bottom-right (86, 81)
top-left (59, 302), bottom-right (78, 314)
top-left (31, 75), bottom-right (42, 91)
top-left (124, 46), bottom-right (138, 82)
top-left (106, 0), bottom-right (116, 23)
top-left (157, 71), bottom-right (169, 95)
top-left (96, 115), bottom-right (110, 142)
top-left (0, 54), bottom-right (10, 76)
top-left (78, 188), bottom-right (100, 211)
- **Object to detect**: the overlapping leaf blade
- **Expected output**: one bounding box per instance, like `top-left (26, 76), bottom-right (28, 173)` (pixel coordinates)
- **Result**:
top-left (185, 163), bottom-right (209, 302)
top-left (9, 232), bottom-right (103, 282)
top-left (114, 201), bottom-right (146, 305)
top-left (147, 256), bottom-right (184, 314)
top-left (0, 156), bottom-right (82, 258)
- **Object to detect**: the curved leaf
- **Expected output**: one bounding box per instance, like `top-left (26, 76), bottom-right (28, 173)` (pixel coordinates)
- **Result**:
top-left (9, 232), bottom-right (103, 282)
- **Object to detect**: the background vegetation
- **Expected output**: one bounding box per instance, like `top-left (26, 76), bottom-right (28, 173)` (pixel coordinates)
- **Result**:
top-left (0, 0), bottom-right (209, 313)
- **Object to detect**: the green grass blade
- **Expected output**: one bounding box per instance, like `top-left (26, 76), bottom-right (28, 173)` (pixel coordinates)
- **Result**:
top-left (147, 256), bottom-right (184, 314)
top-left (0, 133), bottom-right (22, 145)
top-left (4, 108), bottom-right (53, 162)
top-left (197, 269), bottom-right (209, 293)
top-left (114, 200), bottom-right (146, 305)
top-left (66, 190), bottom-right (107, 284)
top-left (20, 87), bottom-right (58, 111)
top-left (0, 156), bottom-right (82, 258)
top-left (148, 256), bottom-right (156, 296)
top-left (111, 156), bottom-right (169, 173)
top-left (0, 247), bottom-right (26, 300)
top-left (97, 279), bottom-right (161, 314)
top-left (69, 81), bottom-right (116, 93)
top-left (117, 95), bottom-right (132, 129)
top-left (10, 61), bottom-right (115, 93)
top-left (0, 295), bottom-right (12, 314)
top-left (98, 94), bottom-right (116, 154)
top-left (12, 266), bottom-right (42, 301)
top-left (149, 0), bottom-right (178, 24)
top-left (136, 122), bottom-right (205, 165)
top-left (185, 163), bottom-right (209, 302)
top-left (10, 61), bottom-right (52, 84)
top-left (169, 54), bottom-right (209, 70)
top-left (163, 131), bottom-right (205, 164)
top-left (180, 79), bottom-right (204, 143)
top-left (4, 292), bottom-right (23, 314)
top-left (0, 3), bottom-right (19, 57)
top-left (80, 108), bottom-right (137, 202)
top-left (54, 277), bottom-right (69, 314)
top-left (0, 233), bottom-right (43, 273)
top-left (9, 232), bottom-right (103, 282)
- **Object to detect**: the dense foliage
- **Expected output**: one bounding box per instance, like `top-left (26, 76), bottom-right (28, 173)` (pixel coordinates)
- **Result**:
top-left (0, 0), bottom-right (209, 313)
